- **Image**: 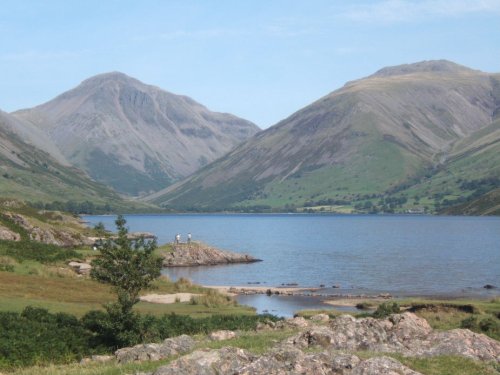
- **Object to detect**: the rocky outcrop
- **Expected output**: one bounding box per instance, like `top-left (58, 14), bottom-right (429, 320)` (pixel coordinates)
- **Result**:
top-left (97, 312), bottom-right (499, 374)
top-left (115, 334), bottom-right (195, 364)
top-left (161, 242), bottom-right (261, 267)
top-left (0, 225), bottom-right (21, 241)
top-left (0, 211), bottom-right (92, 247)
top-left (68, 261), bottom-right (92, 275)
top-left (152, 346), bottom-right (423, 375)
top-left (289, 312), bottom-right (500, 362)
top-left (208, 330), bottom-right (237, 341)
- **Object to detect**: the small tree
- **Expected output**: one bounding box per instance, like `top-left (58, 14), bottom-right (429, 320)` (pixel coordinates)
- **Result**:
top-left (90, 215), bottom-right (162, 345)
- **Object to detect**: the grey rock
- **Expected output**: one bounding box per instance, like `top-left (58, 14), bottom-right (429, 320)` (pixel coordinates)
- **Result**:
top-left (208, 330), bottom-right (237, 341)
top-left (68, 261), bottom-right (92, 275)
top-left (289, 312), bottom-right (500, 362)
top-left (115, 334), bottom-right (195, 364)
top-left (162, 242), bottom-right (260, 267)
top-left (422, 329), bottom-right (500, 362)
top-left (350, 356), bottom-right (423, 375)
top-left (310, 313), bottom-right (330, 322)
top-left (275, 316), bottom-right (309, 330)
top-left (0, 225), bottom-right (21, 241)
top-left (151, 345), bottom-right (421, 375)
top-left (153, 347), bottom-right (255, 375)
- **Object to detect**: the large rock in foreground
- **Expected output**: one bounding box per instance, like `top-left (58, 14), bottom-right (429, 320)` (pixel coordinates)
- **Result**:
top-left (161, 242), bottom-right (261, 267)
top-left (100, 312), bottom-right (499, 374)
top-left (289, 312), bottom-right (500, 362)
top-left (152, 347), bottom-right (423, 375)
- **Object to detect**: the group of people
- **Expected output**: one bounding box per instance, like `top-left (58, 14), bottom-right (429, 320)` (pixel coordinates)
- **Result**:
top-left (175, 232), bottom-right (192, 244)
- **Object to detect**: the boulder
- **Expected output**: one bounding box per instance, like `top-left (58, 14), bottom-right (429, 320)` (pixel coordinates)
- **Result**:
top-left (0, 225), bottom-right (21, 241)
top-left (275, 316), bottom-right (309, 330)
top-left (310, 313), bottom-right (330, 323)
top-left (288, 312), bottom-right (500, 362)
top-left (351, 356), bottom-right (423, 375)
top-left (208, 330), bottom-right (237, 341)
top-left (115, 334), bottom-right (195, 364)
top-left (68, 261), bottom-right (92, 275)
top-left (153, 347), bottom-right (255, 375)
top-left (152, 345), bottom-right (422, 375)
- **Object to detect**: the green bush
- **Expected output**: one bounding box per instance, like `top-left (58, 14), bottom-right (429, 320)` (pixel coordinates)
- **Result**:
top-left (81, 310), bottom-right (281, 350)
top-left (1, 305), bottom-right (281, 369)
top-left (0, 239), bottom-right (81, 263)
top-left (0, 263), bottom-right (14, 272)
top-left (461, 316), bottom-right (500, 340)
top-left (373, 302), bottom-right (401, 318)
top-left (0, 307), bottom-right (94, 370)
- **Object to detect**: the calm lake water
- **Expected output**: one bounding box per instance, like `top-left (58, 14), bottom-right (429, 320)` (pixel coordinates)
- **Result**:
top-left (84, 214), bottom-right (500, 316)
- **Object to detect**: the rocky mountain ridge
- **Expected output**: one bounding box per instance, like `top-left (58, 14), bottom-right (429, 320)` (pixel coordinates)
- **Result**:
top-left (13, 72), bottom-right (259, 195)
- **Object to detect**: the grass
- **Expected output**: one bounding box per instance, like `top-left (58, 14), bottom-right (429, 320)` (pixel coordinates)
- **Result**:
top-left (352, 351), bottom-right (499, 375)
top-left (395, 354), bottom-right (499, 375)
top-left (0, 270), bottom-right (253, 318)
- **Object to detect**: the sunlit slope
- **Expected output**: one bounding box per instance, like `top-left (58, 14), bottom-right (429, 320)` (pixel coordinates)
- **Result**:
top-left (13, 72), bottom-right (259, 196)
top-left (0, 111), bottom-right (126, 206)
top-left (146, 61), bottom-right (500, 210)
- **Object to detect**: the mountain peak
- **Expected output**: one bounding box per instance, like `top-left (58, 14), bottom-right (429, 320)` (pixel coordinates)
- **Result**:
top-left (371, 60), bottom-right (476, 78)
top-left (80, 71), bottom-right (140, 87)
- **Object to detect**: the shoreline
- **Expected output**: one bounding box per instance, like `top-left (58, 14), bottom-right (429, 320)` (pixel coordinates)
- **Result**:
top-left (202, 284), bottom-right (498, 307)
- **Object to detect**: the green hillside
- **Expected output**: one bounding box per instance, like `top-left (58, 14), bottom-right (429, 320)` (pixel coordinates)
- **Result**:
top-left (145, 61), bottom-right (500, 214)
top-left (0, 112), bottom-right (147, 212)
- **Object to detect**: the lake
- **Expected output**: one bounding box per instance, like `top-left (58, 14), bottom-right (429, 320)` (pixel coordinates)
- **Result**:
top-left (84, 214), bottom-right (500, 316)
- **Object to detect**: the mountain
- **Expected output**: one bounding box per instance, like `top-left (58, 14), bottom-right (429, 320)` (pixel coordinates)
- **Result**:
top-left (13, 72), bottom-right (259, 195)
top-left (145, 60), bottom-right (500, 212)
top-left (0, 110), bottom-right (130, 208)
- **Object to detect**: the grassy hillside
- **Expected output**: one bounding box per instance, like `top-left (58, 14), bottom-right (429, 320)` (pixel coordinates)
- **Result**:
top-left (0, 112), bottom-right (157, 212)
top-left (145, 61), bottom-right (500, 214)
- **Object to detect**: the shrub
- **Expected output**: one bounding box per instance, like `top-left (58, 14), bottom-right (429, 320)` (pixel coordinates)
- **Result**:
top-left (0, 307), bottom-right (94, 370)
top-left (355, 302), bottom-right (374, 310)
top-left (190, 289), bottom-right (236, 308)
top-left (373, 302), bottom-right (401, 318)
top-left (0, 239), bottom-right (80, 264)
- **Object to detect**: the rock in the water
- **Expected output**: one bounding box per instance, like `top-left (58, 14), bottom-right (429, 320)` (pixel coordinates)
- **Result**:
top-left (161, 242), bottom-right (261, 267)
top-left (115, 334), bottom-right (195, 364)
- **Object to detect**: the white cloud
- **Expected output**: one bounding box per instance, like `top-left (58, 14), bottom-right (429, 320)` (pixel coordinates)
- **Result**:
top-left (338, 0), bottom-right (500, 24)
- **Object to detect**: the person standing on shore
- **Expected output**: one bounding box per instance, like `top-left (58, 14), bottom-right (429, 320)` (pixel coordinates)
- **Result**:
top-left (187, 233), bottom-right (192, 243)
top-left (175, 233), bottom-right (180, 244)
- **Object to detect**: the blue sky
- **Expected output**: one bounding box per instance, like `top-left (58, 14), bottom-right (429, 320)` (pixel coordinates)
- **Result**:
top-left (1, 0), bottom-right (499, 128)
